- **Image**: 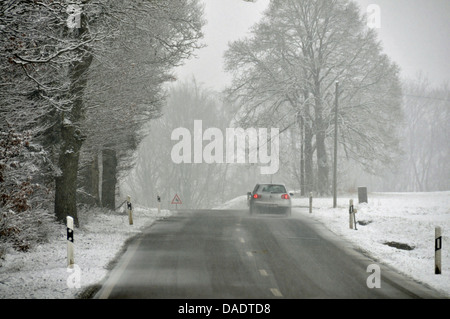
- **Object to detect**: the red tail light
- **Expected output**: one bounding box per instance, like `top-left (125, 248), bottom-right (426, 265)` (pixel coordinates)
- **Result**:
top-left (281, 194), bottom-right (290, 199)
top-left (253, 194), bottom-right (261, 199)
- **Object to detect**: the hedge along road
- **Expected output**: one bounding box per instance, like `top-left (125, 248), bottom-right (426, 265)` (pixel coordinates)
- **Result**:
top-left (94, 208), bottom-right (443, 299)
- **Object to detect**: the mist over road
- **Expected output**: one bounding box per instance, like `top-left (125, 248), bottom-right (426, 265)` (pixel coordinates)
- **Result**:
top-left (95, 208), bottom-right (441, 299)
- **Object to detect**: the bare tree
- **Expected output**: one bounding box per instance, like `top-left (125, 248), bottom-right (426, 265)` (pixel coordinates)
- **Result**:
top-left (225, 0), bottom-right (403, 195)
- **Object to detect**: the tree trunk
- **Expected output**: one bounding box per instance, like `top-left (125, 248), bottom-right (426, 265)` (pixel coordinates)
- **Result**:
top-left (299, 115), bottom-right (305, 196)
top-left (101, 148), bottom-right (117, 210)
top-left (78, 153), bottom-right (100, 206)
top-left (314, 86), bottom-right (329, 196)
top-left (91, 153), bottom-right (100, 206)
top-left (54, 123), bottom-right (83, 227)
top-left (316, 131), bottom-right (329, 195)
top-left (54, 15), bottom-right (93, 226)
top-left (303, 98), bottom-right (314, 195)
top-left (304, 123), bottom-right (314, 195)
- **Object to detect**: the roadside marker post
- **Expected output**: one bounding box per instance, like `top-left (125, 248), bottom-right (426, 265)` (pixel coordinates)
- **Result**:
top-left (349, 199), bottom-right (354, 229)
top-left (127, 195), bottom-right (133, 225)
top-left (348, 200), bottom-right (358, 230)
top-left (435, 227), bottom-right (442, 274)
top-left (67, 216), bottom-right (74, 268)
top-left (309, 192), bottom-right (313, 214)
top-left (157, 195), bottom-right (161, 214)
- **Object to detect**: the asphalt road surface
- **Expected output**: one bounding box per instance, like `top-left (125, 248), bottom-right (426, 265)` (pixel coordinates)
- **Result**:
top-left (95, 208), bottom-right (442, 299)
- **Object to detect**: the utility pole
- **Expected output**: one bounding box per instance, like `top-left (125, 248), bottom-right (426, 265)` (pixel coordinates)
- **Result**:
top-left (333, 81), bottom-right (339, 208)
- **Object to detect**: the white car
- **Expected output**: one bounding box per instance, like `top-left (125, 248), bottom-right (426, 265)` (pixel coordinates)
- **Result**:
top-left (247, 183), bottom-right (292, 216)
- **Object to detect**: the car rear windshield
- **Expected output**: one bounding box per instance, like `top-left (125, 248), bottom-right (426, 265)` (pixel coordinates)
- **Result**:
top-left (259, 185), bottom-right (286, 193)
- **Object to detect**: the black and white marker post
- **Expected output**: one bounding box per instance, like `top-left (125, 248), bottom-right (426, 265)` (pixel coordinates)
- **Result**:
top-left (67, 216), bottom-right (74, 268)
top-left (157, 195), bottom-right (161, 215)
top-left (349, 199), bottom-right (354, 229)
top-left (309, 192), bottom-right (313, 214)
top-left (435, 227), bottom-right (442, 274)
top-left (127, 195), bottom-right (133, 225)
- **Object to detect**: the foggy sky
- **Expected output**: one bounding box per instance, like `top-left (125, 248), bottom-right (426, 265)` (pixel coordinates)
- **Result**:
top-left (174, 0), bottom-right (450, 91)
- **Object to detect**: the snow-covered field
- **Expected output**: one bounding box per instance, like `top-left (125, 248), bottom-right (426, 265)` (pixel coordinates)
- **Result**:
top-left (0, 192), bottom-right (448, 298)
top-left (216, 191), bottom-right (450, 297)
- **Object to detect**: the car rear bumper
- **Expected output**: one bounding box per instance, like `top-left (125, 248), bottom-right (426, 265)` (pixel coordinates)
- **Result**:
top-left (253, 201), bottom-right (291, 208)
top-left (251, 201), bottom-right (291, 213)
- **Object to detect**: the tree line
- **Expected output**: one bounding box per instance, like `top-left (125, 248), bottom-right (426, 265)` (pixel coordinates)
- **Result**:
top-left (1, 0), bottom-right (204, 251)
top-left (223, 0), bottom-right (449, 196)
top-left (123, 0), bottom-right (449, 213)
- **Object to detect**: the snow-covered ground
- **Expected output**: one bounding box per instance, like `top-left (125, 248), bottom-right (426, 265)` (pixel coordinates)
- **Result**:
top-left (0, 206), bottom-right (172, 299)
top-left (215, 191), bottom-right (450, 297)
top-left (1, 192), bottom-right (448, 298)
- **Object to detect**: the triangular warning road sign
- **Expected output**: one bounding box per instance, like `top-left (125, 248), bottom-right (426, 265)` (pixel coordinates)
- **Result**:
top-left (171, 194), bottom-right (182, 205)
